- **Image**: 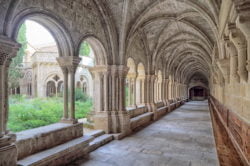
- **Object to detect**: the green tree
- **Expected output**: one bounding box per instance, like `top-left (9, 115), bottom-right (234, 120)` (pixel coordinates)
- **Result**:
top-left (79, 42), bottom-right (90, 57)
top-left (8, 23), bottom-right (27, 88)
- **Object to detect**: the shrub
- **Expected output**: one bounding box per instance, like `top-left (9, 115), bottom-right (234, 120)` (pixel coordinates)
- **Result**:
top-left (7, 95), bottom-right (92, 132)
top-left (75, 88), bottom-right (91, 102)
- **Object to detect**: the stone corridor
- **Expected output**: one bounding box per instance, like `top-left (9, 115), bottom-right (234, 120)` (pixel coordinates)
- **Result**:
top-left (74, 101), bottom-right (219, 166)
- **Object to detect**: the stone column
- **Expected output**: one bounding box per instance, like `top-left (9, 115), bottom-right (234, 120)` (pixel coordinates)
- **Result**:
top-left (145, 74), bottom-right (157, 119)
top-left (116, 65), bottom-right (131, 136)
top-left (235, 1), bottom-right (250, 82)
top-left (57, 56), bottom-right (81, 124)
top-left (168, 81), bottom-right (172, 99)
top-left (68, 62), bottom-right (80, 123)
top-left (3, 59), bottom-right (12, 133)
top-left (162, 79), bottom-right (167, 105)
top-left (90, 65), bottom-right (110, 133)
top-left (0, 36), bottom-right (20, 166)
top-left (225, 38), bottom-right (240, 83)
top-left (229, 23), bottom-right (248, 83)
top-left (61, 67), bottom-right (69, 120)
top-left (132, 77), bottom-right (136, 107)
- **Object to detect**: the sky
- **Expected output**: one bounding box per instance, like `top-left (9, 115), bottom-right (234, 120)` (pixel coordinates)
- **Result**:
top-left (25, 20), bottom-right (56, 46)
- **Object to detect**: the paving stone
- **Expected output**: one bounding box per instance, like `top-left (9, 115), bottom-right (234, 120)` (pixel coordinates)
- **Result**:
top-left (75, 101), bottom-right (220, 166)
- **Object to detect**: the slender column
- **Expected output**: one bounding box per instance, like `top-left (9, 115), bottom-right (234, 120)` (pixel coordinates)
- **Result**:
top-left (229, 23), bottom-right (248, 83)
top-left (3, 59), bottom-right (11, 133)
top-left (118, 66), bottom-right (128, 111)
top-left (168, 81), bottom-right (172, 99)
top-left (226, 40), bottom-right (240, 83)
top-left (57, 56), bottom-right (81, 123)
top-left (68, 65), bottom-right (77, 122)
top-left (0, 59), bottom-right (6, 137)
top-left (0, 36), bottom-right (20, 166)
top-left (133, 77), bottom-right (136, 107)
top-left (236, 3), bottom-right (250, 82)
top-left (135, 78), bottom-right (140, 105)
top-left (162, 79), bottom-right (169, 105)
top-left (141, 78), bottom-right (145, 104)
top-left (145, 74), bottom-right (157, 119)
top-left (61, 67), bottom-right (69, 120)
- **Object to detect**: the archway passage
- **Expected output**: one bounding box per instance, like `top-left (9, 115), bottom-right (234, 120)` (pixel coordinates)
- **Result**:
top-left (0, 0), bottom-right (250, 166)
top-left (189, 86), bottom-right (208, 101)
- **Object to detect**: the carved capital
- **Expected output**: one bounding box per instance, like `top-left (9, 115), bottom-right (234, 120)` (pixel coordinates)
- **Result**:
top-left (0, 36), bottom-right (21, 65)
top-left (56, 56), bottom-right (81, 74)
top-left (228, 23), bottom-right (247, 50)
top-left (224, 37), bottom-right (237, 57)
top-left (60, 66), bottom-right (68, 75)
top-left (117, 65), bottom-right (129, 78)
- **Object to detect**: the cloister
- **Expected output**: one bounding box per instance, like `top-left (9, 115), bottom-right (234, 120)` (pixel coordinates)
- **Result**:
top-left (0, 0), bottom-right (250, 166)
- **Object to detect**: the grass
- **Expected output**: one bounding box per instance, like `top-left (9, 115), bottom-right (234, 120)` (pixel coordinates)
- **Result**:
top-left (8, 94), bottom-right (93, 132)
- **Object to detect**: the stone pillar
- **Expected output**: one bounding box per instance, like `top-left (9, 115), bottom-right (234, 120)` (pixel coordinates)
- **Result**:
top-left (90, 65), bottom-right (130, 137)
top-left (225, 38), bottom-right (240, 83)
top-left (235, 1), bottom-right (250, 82)
top-left (57, 56), bottom-right (81, 124)
top-left (68, 61), bottom-right (80, 123)
top-left (162, 79), bottom-right (169, 105)
top-left (116, 65), bottom-right (131, 136)
top-left (0, 36), bottom-right (20, 166)
top-left (62, 67), bottom-right (69, 120)
top-left (145, 74), bottom-right (157, 119)
top-left (168, 81), bottom-right (172, 99)
top-left (90, 65), bottom-right (110, 133)
top-left (3, 59), bottom-right (12, 133)
top-left (229, 23), bottom-right (248, 83)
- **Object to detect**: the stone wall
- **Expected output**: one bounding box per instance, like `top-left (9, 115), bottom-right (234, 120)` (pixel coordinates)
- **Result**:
top-left (209, 96), bottom-right (250, 166)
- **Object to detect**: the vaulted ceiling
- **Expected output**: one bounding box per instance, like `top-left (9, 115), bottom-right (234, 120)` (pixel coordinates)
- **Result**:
top-left (105, 0), bottom-right (221, 83)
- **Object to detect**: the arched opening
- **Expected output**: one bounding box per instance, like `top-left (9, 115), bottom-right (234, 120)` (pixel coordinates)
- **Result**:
top-left (46, 81), bottom-right (56, 97)
top-left (7, 19), bottom-right (65, 132)
top-left (189, 86), bottom-right (208, 101)
top-left (76, 37), bottom-right (107, 124)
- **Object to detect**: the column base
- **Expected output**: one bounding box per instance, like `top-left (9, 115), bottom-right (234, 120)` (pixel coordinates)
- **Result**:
top-left (146, 103), bottom-right (157, 120)
top-left (93, 111), bottom-right (110, 133)
top-left (0, 134), bottom-right (17, 166)
top-left (60, 118), bottom-right (78, 124)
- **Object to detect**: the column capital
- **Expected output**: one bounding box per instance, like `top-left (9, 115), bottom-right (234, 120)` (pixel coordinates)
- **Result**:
top-left (228, 23), bottom-right (247, 50)
top-left (0, 36), bottom-right (20, 65)
top-left (224, 37), bottom-right (237, 56)
top-left (56, 56), bottom-right (81, 73)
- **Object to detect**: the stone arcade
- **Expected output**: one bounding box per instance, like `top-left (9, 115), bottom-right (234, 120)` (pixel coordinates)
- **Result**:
top-left (0, 0), bottom-right (250, 166)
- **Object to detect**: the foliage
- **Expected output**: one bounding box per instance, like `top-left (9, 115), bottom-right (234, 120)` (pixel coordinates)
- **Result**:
top-left (8, 23), bottom-right (27, 88)
top-left (79, 42), bottom-right (91, 57)
top-left (75, 88), bottom-right (90, 102)
top-left (8, 95), bottom-right (92, 132)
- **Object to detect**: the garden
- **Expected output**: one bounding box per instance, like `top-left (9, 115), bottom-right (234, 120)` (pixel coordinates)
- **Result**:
top-left (7, 88), bottom-right (93, 132)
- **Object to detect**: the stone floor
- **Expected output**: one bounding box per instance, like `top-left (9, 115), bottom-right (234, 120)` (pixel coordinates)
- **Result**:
top-left (73, 101), bottom-right (220, 166)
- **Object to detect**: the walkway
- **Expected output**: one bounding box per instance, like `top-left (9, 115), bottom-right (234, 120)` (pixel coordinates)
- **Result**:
top-left (77, 101), bottom-right (219, 166)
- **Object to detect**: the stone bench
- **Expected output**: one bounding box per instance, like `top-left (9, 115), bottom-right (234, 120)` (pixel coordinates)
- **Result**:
top-left (17, 136), bottom-right (92, 166)
top-left (16, 123), bottom-right (84, 160)
top-left (169, 102), bottom-right (176, 111)
top-left (127, 106), bottom-right (147, 118)
top-left (156, 105), bottom-right (169, 118)
top-left (130, 112), bottom-right (153, 130)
